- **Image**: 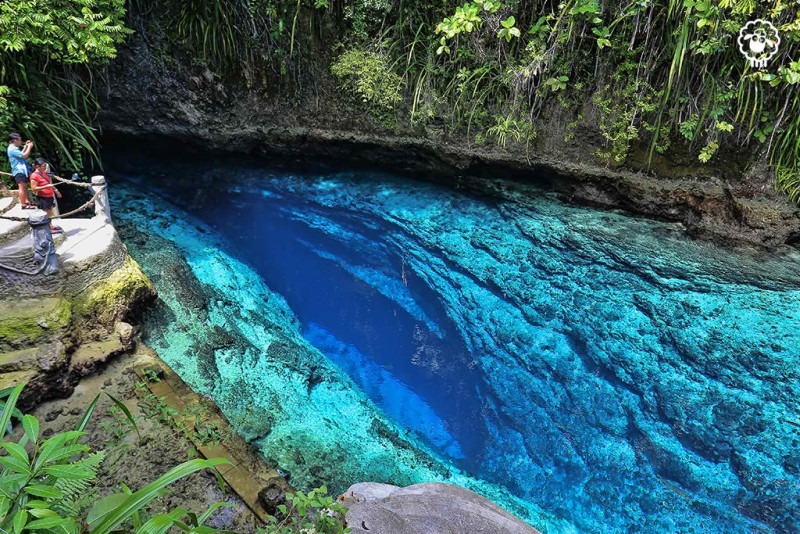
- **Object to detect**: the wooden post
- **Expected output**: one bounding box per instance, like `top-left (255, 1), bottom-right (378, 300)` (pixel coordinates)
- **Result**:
top-left (90, 175), bottom-right (112, 224)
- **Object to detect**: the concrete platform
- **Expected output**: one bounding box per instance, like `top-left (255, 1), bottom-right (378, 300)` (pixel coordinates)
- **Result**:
top-left (0, 197), bottom-right (13, 214)
top-left (55, 217), bottom-right (118, 266)
top-left (1, 212), bottom-right (119, 271)
top-left (0, 214), bottom-right (27, 243)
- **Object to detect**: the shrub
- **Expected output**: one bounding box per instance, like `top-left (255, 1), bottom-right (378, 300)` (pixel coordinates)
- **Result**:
top-left (259, 485), bottom-right (350, 534)
top-left (331, 47), bottom-right (403, 126)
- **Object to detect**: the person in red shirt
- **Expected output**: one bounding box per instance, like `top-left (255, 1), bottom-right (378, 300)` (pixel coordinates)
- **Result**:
top-left (30, 158), bottom-right (62, 234)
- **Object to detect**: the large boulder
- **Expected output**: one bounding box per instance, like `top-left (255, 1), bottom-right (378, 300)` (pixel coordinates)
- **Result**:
top-left (341, 482), bottom-right (540, 534)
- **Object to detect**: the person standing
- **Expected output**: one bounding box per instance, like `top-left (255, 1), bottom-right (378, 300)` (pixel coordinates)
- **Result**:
top-left (30, 158), bottom-right (62, 234)
top-left (7, 132), bottom-right (35, 208)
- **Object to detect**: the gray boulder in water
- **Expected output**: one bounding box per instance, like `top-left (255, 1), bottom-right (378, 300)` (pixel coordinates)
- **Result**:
top-left (341, 482), bottom-right (540, 534)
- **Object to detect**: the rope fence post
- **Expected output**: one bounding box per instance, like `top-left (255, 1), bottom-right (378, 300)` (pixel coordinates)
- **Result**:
top-left (91, 175), bottom-right (111, 224)
top-left (29, 211), bottom-right (58, 275)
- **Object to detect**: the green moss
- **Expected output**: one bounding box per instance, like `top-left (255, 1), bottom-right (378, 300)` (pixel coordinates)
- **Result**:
top-left (0, 298), bottom-right (72, 349)
top-left (73, 255), bottom-right (155, 327)
top-left (0, 255), bottom-right (154, 351)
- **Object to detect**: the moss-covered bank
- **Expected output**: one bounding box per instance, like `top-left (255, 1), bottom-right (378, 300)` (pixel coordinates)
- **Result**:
top-left (0, 254), bottom-right (156, 408)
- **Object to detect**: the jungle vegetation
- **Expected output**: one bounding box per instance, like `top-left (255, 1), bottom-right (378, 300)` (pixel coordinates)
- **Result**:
top-left (2, 1), bottom-right (800, 201)
top-left (0, 380), bottom-right (350, 533)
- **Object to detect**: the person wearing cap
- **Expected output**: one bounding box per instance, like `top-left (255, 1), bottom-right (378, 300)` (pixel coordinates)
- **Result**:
top-left (6, 132), bottom-right (35, 209)
top-left (29, 158), bottom-right (62, 234)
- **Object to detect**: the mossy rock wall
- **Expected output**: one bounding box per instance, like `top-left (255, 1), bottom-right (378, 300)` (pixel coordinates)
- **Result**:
top-left (72, 255), bottom-right (156, 340)
top-left (0, 254), bottom-right (156, 408)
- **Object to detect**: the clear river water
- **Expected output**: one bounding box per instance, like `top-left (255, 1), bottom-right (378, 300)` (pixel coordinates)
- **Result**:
top-left (104, 153), bottom-right (800, 533)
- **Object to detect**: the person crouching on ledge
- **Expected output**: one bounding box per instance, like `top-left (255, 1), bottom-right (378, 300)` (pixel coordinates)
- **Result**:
top-left (30, 158), bottom-right (63, 234)
top-left (7, 132), bottom-right (35, 208)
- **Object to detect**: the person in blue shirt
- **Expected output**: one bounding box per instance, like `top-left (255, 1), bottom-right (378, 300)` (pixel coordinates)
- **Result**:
top-left (7, 132), bottom-right (35, 209)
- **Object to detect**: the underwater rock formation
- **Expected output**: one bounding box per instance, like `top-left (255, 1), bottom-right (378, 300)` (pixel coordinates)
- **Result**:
top-left (108, 162), bottom-right (800, 533)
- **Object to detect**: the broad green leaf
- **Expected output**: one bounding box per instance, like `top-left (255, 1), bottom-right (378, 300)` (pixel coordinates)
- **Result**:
top-left (45, 444), bottom-right (90, 464)
top-left (0, 384), bottom-right (24, 436)
top-left (12, 509), bottom-right (27, 534)
top-left (34, 432), bottom-right (85, 470)
top-left (27, 508), bottom-right (57, 519)
top-left (0, 496), bottom-right (11, 518)
top-left (0, 455), bottom-right (32, 475)
top-left (90, 458), bottom-right (230, 534)
top-left (24, 485), bottom-right (63, 499)
top-left (24, 500), bottom-right (52, 510)
top-left (25, 516), bottom-right (66, 530)
top-left (22, 415), bottom-right (39, 445)
top-left (0, 442), bottom-right (29, 464)
top-left (0, 473), bottom-right (28, 496)
top-left (41, 464), bottom-right (92, 479)
top-left (86, 493), bottom-right (128, 529)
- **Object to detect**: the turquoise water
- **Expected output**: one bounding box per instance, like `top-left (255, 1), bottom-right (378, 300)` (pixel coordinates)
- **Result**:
top-left (107, 155), bottom-right (800, 533)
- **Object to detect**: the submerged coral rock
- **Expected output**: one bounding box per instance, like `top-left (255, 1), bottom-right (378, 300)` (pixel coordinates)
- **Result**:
top-left (342, 482), bottom-right (540, 534)
top-left (106, 163), bottom-right (800, 532)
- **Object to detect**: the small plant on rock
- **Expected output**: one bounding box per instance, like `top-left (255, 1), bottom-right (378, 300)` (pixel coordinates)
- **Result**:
top-left (259, 485), bottom-right (350, 534)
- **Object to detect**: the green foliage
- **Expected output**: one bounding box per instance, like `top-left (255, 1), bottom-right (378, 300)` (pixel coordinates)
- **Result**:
top-left (698, 140), bottom-right (719, 163)
top-left (331, 47), bottom-right (402, 125)
top-left (343, 0), bottom-right (392, 43)
top-left (497, 17), bottom-right (521, 43)
top-left (166, 0), bottom-right (253, 68)
top-left (487, 114), bottom-right (536, 148)
top-left (0, 0), bottom-right (130, 63)
top-left (52, 451), bottom-right (107, 519)
top-left (7, 0), bottom-right (800, 203)
top-left (775, 165), bottom-right (800, 203)
top-left (434, 0), bottom-right (502, 55)
top-left (544, 76), bottom-right (569, 93)
top-left (0, 384), bottom-right (231, 534)
top-left (259, 486), bottom-right (350, 534)
top-left (0, 0), bottom-right (131, 169)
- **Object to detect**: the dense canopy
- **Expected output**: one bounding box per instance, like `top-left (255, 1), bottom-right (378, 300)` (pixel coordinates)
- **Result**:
top-left (2, 0), bottom-right (800, 199)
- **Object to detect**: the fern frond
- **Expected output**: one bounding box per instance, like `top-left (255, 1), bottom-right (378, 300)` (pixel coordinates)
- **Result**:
top-left (52, 451), bottom-right (106, 518)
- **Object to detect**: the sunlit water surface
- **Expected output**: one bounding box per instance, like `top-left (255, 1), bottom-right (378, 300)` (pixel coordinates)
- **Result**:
top-left (105, 155), bottom-right (800, 533)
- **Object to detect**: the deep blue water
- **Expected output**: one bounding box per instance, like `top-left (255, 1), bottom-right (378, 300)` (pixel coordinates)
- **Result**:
top-left (106, 155), bottom-right (800, 533)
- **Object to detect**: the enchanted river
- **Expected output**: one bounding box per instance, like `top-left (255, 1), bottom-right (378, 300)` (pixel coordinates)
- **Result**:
top-left (105, 154), bottom-right (800, 533)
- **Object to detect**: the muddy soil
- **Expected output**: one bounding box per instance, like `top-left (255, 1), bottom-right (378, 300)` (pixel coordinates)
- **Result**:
top-left (23, 343), bottom-right (263, 532)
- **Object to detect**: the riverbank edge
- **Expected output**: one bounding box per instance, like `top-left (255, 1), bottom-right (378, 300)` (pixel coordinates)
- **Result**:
top-left (22, 342), bottom-right (265, 531)
top-left (0, 253), bottom-right (156, 409)
top-left (100, 125), bottom-right (800, 250)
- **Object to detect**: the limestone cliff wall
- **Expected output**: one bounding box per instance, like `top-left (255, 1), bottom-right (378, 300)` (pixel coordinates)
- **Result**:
top-left (98, 35), bottom-right (800, 249)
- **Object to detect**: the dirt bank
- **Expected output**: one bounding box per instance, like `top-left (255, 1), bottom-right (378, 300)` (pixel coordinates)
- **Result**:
top-left (23, 343), bottom-right (263, 532)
